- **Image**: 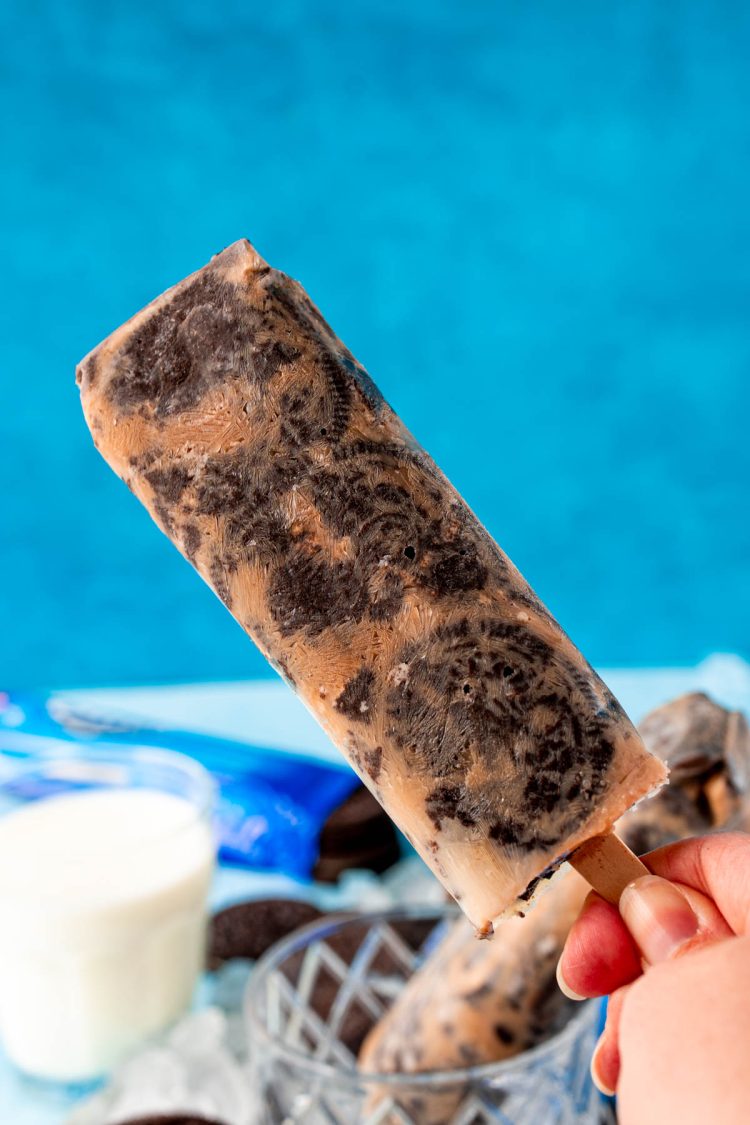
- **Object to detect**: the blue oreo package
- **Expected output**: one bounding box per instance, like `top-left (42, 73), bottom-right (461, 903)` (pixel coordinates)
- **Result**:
top-left (0, 691), bottom-right (359, 879)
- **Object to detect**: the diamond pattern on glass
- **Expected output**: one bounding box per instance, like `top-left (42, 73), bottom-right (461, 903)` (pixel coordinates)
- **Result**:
top-left (248, 914), bottom-right (613, 1124)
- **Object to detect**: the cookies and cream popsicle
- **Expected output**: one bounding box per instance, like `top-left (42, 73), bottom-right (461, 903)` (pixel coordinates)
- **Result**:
top-left (77, 239), bottom-right (666, 931)
top-left (360, 871), bottom-right (589, 1077)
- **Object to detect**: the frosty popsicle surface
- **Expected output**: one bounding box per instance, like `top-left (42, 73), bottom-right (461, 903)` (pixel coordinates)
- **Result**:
top-left (77, 239), bottom-right (667, 932)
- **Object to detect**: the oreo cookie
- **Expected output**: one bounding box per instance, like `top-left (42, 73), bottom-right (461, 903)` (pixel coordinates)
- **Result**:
top-left (313, 839), bottom-right (401, 883)
top-left (207, 898), bottom-right (323, 969)
top-left (115, 1116), bottom-right (228, 1125)
top-left (313, 784), bottom-right (401, 883)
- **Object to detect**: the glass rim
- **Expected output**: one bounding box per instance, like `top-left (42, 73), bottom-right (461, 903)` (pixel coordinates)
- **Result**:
top-left (0, 744), bottom-right (216, 855)
top-left (244, 905), bottom-right (601, 1088)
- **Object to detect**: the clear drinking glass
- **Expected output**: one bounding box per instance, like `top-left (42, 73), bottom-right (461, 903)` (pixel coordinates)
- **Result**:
top-left (0, 746), bottom-right (216, 1084)
top-left (245, 909), bottom-right (614, 1124)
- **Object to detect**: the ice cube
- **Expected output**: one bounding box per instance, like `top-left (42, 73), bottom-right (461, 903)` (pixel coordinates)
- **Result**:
top-left (168, 1007), bottom-right (226, 1055)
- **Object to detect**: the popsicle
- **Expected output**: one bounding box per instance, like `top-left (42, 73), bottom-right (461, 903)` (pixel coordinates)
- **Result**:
top-left (77, 239), bottom-right (666, 931)
top-left (359, 690), bottom-right (746, 1078)
top-left (636, 691), bottom-right (750, 830)
top-left (360, 871), bottom-right (589, 1078)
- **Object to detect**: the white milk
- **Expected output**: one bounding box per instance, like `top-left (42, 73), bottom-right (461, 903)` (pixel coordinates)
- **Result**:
top-left (0, 788), bottom-right (214, 1081)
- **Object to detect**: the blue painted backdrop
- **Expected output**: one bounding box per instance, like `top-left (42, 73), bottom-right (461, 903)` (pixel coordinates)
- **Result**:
top-left (2, 1), bottom-right (749, 688)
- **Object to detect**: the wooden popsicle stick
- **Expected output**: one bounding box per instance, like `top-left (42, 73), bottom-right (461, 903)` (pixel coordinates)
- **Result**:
top-left (569, 832), bottom-right (649, 905)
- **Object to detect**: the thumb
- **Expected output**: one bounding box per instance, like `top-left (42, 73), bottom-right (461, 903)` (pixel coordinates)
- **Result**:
top-left (619, 875), bottom-right (702, 964)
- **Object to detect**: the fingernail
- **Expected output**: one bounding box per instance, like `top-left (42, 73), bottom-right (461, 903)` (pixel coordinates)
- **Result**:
top-left (555, 954), bottom-right (587, 1001)
top-left (619, 875), bottom-right (699, 964)
top-left (590, 1036), bottom-right (616, 1097)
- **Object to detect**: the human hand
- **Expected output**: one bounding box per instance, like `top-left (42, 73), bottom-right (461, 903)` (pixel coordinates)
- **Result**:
top-left (557, 832), bottom-right (750, 1125)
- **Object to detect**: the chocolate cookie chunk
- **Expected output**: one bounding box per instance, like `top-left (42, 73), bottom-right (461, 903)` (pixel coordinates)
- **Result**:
top-left (207, 898), bottom-right (322, 969)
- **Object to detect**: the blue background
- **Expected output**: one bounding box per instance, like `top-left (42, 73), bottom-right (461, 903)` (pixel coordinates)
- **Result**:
top-left (2, 1), bottom-right (749, 689)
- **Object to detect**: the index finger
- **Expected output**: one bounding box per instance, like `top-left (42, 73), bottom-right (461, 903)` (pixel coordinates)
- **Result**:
top-left (640, 832), bottom-right (750, 937)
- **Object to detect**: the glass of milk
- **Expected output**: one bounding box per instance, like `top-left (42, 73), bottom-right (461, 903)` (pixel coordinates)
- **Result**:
top-left (0, 746), bottom-right (216, 1083)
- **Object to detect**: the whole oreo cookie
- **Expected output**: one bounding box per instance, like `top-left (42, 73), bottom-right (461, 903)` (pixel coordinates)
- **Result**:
top-left (114, 1116), bottom-right (228, 1125)
top-left (318, 786), bottom-right (392, 846)
top-left (313, 839), bottom-right (401, 883)
top-left (313, 784), bottom-right (401, 883)
top-left (207, 898), bottom-right (323, 969)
